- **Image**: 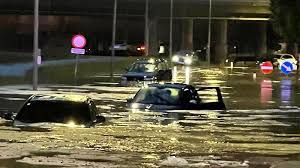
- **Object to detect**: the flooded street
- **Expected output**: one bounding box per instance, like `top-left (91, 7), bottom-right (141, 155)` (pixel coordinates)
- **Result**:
top-left (0, 65), bottom-right (300, 167)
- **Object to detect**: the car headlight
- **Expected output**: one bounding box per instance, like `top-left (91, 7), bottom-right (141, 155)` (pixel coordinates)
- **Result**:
top-left (172, 56), bottom-right (179, 62)
top-left (184, 57), bottom-right (192, 65)
top-left (121, 77), bottom-right (127, 80)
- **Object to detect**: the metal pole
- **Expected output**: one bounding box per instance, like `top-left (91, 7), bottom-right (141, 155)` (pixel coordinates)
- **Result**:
top-left (206, 0), bottom-right (212, 66)
top-left (33, 0), bottom-right (39, 90)
top-left (111, 0), bottom-right (117, 78)
top-left (74, 55), bottom-right (79, 85)
top-left (169, 0), bottom-right (173, 60)
top-left (144, 0), bottom-right (149, 56)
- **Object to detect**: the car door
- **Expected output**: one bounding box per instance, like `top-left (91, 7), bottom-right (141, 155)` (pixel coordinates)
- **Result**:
top-left (195, 87), bottom-right (226, 110)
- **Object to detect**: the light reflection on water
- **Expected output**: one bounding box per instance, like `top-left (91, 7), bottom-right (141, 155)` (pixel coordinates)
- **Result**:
top-left (281, 79), bottom-right (292, 105)
top-left (260, 79), bottom-right (272, 104)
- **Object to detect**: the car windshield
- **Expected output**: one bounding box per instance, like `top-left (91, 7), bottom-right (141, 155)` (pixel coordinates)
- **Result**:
top-left (15, 101), bottom-right (92, 125)
top-left (133, 87), bottom-right (181, 105)
top-left (176, 50), bottom-right (194, 56)
top-left (128, 63), bottom-right (156, 73)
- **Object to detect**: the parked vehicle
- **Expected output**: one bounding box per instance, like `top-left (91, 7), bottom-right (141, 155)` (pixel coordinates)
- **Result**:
top-left (127, 83), bottom-right (226, 110)
top-left (2, 94), bottom-right (105, 128)
top-left (120, 58), bottom-right (172, 86)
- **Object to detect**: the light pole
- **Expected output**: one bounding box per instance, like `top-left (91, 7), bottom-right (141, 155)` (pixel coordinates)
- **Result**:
top-left (169, 0), bottom-right (174, 60)
top-left (206, 0), bottom-right (212, 66)
top-left (111, 0), bottom-right (117, 78)
top-left (144, 0), bottom-right (149, 56)
top-left (33, 0), bottom-right (39, 90)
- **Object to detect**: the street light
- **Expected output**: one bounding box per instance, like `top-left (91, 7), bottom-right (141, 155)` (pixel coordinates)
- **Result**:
top-left (169, 0), bottom-right (174, 60)
top-left (111, 0), bottom-right (117, 78)
top-left (206, 0), bottom-right (212, 66)
top-left (33, 0), bottom-right (39, 90)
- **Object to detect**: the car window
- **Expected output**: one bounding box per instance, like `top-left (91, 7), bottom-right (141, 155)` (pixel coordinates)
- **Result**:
top-left (281, 55), bottom-right (294, 59)
top-left (176, 50), bottom-right (193, 56)
top-left (128, 63), bottom-right (156, 73)
top-left (15, 101), bottom-right (92, 125)
top-left (133, 87), bottom-right (180, 105)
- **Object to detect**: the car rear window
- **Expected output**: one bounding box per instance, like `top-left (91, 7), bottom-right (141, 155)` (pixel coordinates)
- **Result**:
top-left (15, 101), bottom-right (91, 124)
top-left (282, 55), bottom-right (293, 59)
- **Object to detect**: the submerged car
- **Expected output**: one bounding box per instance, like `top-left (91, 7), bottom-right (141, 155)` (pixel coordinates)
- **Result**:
top-left (172, 50), bottom-right (199, 65)
top-left (127, 83), bottom-right (226, 110)
top-left (120, 58), bottom-right (172, 86)
top-left (2, 94), bottom-right (105, 128)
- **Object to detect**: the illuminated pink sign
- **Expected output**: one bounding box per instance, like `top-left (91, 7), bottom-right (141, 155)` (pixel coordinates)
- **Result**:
top-left (72, 34), bottom-right (86, 48)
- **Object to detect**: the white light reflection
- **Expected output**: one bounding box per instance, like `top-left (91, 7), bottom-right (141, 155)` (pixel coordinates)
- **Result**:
top-left (172, 66), bottom-right (177, 82)
top-left (185, 66), bottom-right (190, 84)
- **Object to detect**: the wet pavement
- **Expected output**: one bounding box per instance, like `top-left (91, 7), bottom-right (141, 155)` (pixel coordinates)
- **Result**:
top-left (0, 65), bottom-right (300, 167)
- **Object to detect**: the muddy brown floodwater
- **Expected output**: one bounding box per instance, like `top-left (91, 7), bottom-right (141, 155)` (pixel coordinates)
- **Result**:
top-left (0, 66), bottom-right (299, 167)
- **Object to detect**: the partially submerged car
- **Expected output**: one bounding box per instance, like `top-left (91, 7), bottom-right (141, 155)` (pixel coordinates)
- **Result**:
top-left (2, 94), bottom-right (105, 128)
top-left (172, 50), bottom-right (199, 65)
top-left (120, 58), bottom-right (172, 86)
top-left (275, 54), bottom-right (298, 70)
top-left (127, 83), bottom-right (226, 110)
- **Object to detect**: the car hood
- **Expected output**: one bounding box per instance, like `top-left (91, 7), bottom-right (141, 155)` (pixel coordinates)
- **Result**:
top-left (122, 72), bottom-right (156, 78)
top-left (13, 120), bottom-right (88, 128)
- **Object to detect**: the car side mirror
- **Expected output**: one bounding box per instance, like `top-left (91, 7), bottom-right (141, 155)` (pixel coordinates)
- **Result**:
top-left (96, 115), bottom-right (105, 123)
top-left (2, 112), bottom-right (14, 120)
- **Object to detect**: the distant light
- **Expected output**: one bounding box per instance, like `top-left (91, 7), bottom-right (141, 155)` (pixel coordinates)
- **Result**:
top-left (67, 121), bottom-right (76, 128)
top-left (37, 56), bottom-right (42, 65)
top-left (149, 58), bottom-right (155, 64)
top-left (172, 56), bottom-right (179, 62)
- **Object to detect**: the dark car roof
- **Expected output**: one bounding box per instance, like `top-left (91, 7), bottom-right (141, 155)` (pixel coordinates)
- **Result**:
top-left (30, 94), bottom-right (90, 103)
top-left (148, 83), bottom-right (193, 89)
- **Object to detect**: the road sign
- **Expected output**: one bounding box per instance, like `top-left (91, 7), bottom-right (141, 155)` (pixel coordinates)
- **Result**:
top-left (260, 61), bottom-right (273, 75)
top-left (72, 34), bottom-right (86, 49)
top-left (71, 48), bottom-right (85, 55)
top-left (280, 61), bottom-right (293, 75)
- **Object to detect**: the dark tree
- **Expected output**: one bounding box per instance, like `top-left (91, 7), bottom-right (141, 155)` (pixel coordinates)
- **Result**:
top-left (270, 0), bottom-right (300, 55)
